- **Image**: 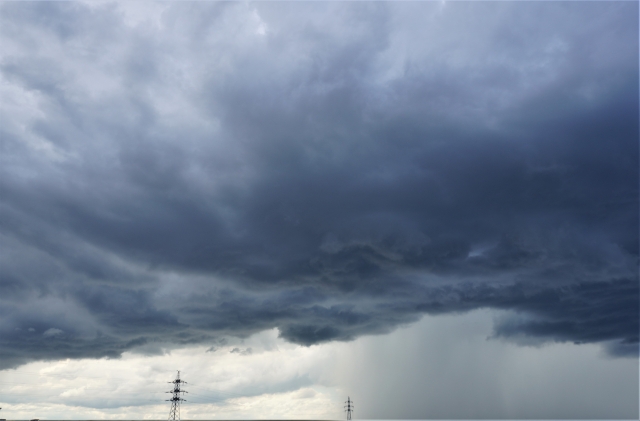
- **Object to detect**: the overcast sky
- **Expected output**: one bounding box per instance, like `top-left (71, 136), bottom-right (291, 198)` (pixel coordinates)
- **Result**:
top-left (0, 1), bottom-right (638, 419)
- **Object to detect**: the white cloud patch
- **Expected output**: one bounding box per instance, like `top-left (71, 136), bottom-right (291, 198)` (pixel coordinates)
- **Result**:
top-left (43, 328), bottom-right (64, 338)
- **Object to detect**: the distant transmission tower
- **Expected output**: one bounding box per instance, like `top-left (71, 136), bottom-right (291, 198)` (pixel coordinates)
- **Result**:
top-left (166, 371), bottom-right (188, 421)
top-left (344, 396), bottom-right (354, 420)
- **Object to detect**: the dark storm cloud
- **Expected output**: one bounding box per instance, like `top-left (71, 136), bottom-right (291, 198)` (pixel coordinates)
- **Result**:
top-left (0, 1), bottom-right (637, 368)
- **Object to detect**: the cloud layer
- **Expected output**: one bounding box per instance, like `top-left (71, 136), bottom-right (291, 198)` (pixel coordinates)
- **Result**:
top-left (0, 1), bottom-right (638, 368)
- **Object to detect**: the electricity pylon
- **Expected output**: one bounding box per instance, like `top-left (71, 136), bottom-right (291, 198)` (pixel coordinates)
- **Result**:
top-left (166, 371), bottom-right (188, 421)
top-left (344, 396), bottom-right (354, 420)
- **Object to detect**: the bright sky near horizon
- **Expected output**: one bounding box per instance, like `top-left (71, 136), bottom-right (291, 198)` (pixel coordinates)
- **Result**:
top-left (2, 311), bottom-right (637, 419)
top-left (0, 1), bottom-right (638, 419)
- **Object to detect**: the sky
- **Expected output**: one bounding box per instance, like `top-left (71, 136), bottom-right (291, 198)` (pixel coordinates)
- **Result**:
top-left (0, 1), bottom-right (638, 419)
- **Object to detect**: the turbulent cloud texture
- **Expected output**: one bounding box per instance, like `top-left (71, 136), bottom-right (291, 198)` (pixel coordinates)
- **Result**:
top-left (0, 1), bottom-right (638, 369)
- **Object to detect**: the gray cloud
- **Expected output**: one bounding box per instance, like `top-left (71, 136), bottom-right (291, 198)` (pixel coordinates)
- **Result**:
top-left (0, 1), bottom-right (637, 369)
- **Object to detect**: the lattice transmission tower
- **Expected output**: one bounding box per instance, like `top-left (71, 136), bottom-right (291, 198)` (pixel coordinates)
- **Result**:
top-left (344, 396), bottom-right (354, 420)
top-left (166, 371), bottom-right (188, 421)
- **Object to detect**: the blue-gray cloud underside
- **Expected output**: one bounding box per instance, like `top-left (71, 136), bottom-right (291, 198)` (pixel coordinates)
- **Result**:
top-left (0, 1), bottom-right (637, 369)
